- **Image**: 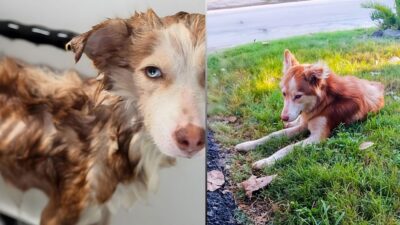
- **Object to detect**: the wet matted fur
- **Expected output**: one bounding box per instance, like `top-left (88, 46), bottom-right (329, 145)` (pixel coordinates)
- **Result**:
top-left (0, 10), bottom-right (205, 225)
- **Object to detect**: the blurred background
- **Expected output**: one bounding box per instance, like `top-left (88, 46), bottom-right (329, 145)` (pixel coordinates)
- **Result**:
top-left (0, 0), bottom-right (205, 225)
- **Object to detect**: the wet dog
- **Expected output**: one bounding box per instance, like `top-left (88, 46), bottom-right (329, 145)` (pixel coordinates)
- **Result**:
top-left (0, 10), bottom-right (205, 225)
top-left (235, 49), bottom-right (384, 169)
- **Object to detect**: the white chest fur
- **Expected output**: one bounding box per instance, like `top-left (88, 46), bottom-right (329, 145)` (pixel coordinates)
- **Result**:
top-left (80, 131), bottom-right (165, 225)
top-left (78, 181), bottom-right (150, 225)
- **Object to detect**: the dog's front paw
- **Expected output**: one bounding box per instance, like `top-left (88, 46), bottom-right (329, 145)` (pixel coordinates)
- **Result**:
top-left (284, 121), bottom-right (296, 128)
top-left (252, 158), bottom-right (275, 169)
top-left (235, 141), bottom-right (256, 152)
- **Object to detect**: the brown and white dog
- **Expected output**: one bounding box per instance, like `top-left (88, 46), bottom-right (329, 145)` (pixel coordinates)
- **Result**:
top-left (0, 10), bottom-right (205, 225)
top-left (235, 50), bottom-right (384, 169)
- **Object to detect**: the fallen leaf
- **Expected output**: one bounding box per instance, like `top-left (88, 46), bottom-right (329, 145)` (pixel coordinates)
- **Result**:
top-left (238, 204), bottom-right (248, 209)
top-left (389, 56), bottom-right (400, 64)
top-left (222, 189), bottom-right (231, 195)
top-left (241, 175), bottom-right (277, 198)
top-left (207, 170), bottom-right (225, 191)
top-left (227, 116), bottom-right (237, 123)
top-left (359, 141), bottom-right (374, 150)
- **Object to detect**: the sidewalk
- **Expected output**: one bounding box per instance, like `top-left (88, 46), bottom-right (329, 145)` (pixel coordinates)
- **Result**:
top-left (208, 0), bottom-right (307, 10)
top-left (207, 0), bottom-right (393, 51)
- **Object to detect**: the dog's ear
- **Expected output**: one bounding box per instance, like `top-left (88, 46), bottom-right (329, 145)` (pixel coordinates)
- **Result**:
top-left (304, 62), bottom-right (330, 85)
top-left (130, 9), bottom-right (162, 29)
top-left (283, 49), bottom-right (299, 74)
top-left (66, 19), bottom-right (132, 70)
top-left (171, 12), bottom-right (205, 45)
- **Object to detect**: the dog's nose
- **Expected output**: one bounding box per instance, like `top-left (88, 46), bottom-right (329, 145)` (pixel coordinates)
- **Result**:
top-left (281, 115), bottom-right (289, 122)
top-left (174, 124), bottom-right (205, 153)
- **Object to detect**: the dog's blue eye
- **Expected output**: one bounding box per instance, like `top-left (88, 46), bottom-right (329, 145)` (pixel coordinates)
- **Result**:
top-left (145, 66), bottom-right (162, 78)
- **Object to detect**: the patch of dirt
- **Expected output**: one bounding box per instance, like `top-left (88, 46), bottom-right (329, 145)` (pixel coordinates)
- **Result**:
top-left (208, 115), bottom-right (255, 140)
top-left (208, 115), bottom-right (239, 124)
top-left (237, 198), bottom-right (278, 225)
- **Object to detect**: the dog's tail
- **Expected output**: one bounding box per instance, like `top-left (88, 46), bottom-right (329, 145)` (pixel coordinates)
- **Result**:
top-left (364, 80), bottom-right (385, 113)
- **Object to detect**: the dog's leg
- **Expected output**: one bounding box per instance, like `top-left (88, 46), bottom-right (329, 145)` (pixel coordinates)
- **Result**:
top-left (40, 196), bottom-right (60, 225)
top-left (235, 124), bottom-right (307, 152)
top-left (251, 136), bottom-right (318, 169)
top-left (40, 186), bottom-right (88, 225)
top-left (41, 200), bottom-right (82, 225)
top-left (252, 116), bottom-right (329, 169)
top-left (41, 201), bottom-right (85, 225)
top-left (90, 208), bottom-right (110, 225)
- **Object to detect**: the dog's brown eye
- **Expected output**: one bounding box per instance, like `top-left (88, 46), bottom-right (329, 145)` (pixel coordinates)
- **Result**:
top-left (282, 92), bottom-right (286, 96)
top-left (145, 66), bottom-right (162, 78)
top-left (294, 94), bottom-right (302, 100)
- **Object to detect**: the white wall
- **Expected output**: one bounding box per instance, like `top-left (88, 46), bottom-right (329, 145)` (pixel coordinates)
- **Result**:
top-left (0, 0), bottom-right (205, 75)
top-left (0, 1), bottom-right (205, 225)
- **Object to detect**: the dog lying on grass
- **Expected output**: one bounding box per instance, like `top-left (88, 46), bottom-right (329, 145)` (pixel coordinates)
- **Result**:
top-left (235, 49), bottom-right (384, 169)
top-left (0, 10), bottom-right (205, 225)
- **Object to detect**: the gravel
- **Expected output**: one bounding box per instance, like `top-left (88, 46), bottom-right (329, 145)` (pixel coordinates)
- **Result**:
top-left (207, 132), bottom-right (238, 225)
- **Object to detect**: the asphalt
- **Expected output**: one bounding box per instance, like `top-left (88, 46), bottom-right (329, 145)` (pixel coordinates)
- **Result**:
top-left (207, 0), bottom-right (394, 51)
top-left (206, 132), bottom-right (238, 225)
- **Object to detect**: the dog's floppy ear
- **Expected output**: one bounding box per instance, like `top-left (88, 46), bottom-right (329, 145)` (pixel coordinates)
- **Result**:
top-left (304, 62), bottom-right (330, 85)
top-left (283, 49), bottom-right (299, 74)
top-left (66, 19), bottom-right (132, 70)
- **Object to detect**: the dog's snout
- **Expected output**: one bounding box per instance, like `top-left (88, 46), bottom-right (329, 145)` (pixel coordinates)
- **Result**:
top-left (174, 124), bottom-right (205, 153)
top-left (281, 115), bottom-right (289, 122)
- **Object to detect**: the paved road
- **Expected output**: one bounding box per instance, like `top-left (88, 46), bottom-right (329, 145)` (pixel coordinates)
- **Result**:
top-left (207, 0), bottom-right (394, 51)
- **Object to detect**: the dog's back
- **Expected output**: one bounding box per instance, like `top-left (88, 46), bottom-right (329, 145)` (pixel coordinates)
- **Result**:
top-left (0, 58), bottom-right (92, 191)
top-left (0, 58), bottom-right (127, 223)
top-left (324, 74), bottom-right (385, 125)
top-left (0, 58), bottom-right (87, 149)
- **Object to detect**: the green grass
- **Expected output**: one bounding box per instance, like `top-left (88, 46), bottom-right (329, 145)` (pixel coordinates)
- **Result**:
top-left (208, 29), bottom-right (400, 224)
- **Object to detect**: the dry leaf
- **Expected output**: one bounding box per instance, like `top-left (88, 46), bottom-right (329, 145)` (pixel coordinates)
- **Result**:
top-left (359, 141), bottom-right (374, 150)
top-left (389, 56), bottom-right (400, 64)
top-left (227, 116), bottom-right (237, 123)
top-left (222, 189), bottom-right (231, 195)
top-left (207, 170), bottom-right (225, 191)
top-left (241, 175), bottom-right (277, 198)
